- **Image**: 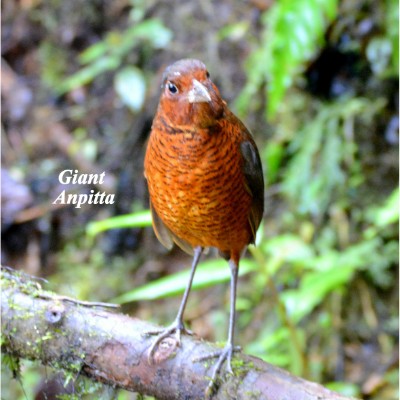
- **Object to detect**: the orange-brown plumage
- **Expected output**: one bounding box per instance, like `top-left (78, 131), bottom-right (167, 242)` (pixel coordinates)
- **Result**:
top-left (144, 59), bottom-right (264, 396)
top-left (145, 59), bottom-right (263, 259)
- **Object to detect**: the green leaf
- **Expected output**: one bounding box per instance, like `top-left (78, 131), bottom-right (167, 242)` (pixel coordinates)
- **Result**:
top-left (282, 264), bottom-right (354, 323)
top-left (282, 98), bottom-right (385, 216)
top-left (58, 19), bottom-right (172, 95)
top-left (325, 382), bottom-right (361, 397)
top-left (322, 0), bottom-right (338, 20)
top-left (218, 21), bottom-right (250, 41)
top-left (366, 37), bottom-right (394, 76)
top-left (246, 325), bottom-right (303, 368)
top-left (238, 0), bottom-right (338, 119)
top-left (369, 188), bottom-right (399, 228)
top-left (79, 41), bottom-right (109, 64)
top-left (281, 237), bottom-right (387, 322)
top-left (385, 0), bottom-right (399, 74)
top-left (262, 234), bottom-right (314, 263)
top-left (263, 141), bottom-right (285, 183)
top-left (38, 42), bottom-right (68, 89)
top-left (86, 210), bottom-right (152, 237)
top-left (114, 66), bottom-right (147, 112)
top-left (128, 19), bottom-right (173, 49)
top-left (112, 258), bottom-right (258, 303)
top-left (58, 56), bottom-right (120, 94)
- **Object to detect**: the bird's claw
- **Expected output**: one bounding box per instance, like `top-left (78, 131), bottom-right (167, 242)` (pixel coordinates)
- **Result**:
top-left (193, 344), bottom-right (241, 398)
top-left (144, 319), bottom-right (192, 364)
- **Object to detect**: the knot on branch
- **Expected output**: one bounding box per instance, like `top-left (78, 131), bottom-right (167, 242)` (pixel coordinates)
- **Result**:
top-left (45, 303), bottom-right (66, 325)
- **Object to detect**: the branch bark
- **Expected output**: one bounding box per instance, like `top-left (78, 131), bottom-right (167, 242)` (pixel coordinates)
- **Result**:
top-left (1, 267), bottom-right (358, 400)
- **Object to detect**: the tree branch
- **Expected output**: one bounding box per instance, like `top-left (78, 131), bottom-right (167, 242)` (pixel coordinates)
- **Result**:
top-left (1, 267), bottom-right (358, 400)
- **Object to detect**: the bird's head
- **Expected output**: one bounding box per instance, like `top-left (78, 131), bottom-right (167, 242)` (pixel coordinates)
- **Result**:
top-left (157, 59), bottom-right (225, 128)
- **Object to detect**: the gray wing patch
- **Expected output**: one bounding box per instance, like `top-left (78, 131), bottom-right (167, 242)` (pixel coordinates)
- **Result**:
top-left (240, 140), bottom-right (264, 243)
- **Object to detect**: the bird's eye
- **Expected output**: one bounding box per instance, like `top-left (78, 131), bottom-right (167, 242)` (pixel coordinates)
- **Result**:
top-left (206, 71), bottom-right (210, 78)
top-left (167, 82), bottom-right (178, 94)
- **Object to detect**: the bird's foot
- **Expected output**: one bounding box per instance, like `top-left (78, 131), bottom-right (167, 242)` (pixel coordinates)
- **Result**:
top-left (194, 343), bottom-right (241, 398)
top-left (144, 318), bottom-right (193, 364)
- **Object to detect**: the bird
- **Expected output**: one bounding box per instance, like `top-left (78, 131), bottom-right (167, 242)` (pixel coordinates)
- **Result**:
top-left (144, 58), bottom-right (264, 396)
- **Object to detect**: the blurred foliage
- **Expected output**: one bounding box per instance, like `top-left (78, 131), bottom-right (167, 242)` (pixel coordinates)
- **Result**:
top-left (367, 0), bottom-right (398, 77)
top-left (41, 17), bottom-right (172, 111)
top-left (112, 258), bottom-right (258, 303)
top-left (247, 187), bottom-right (398, 371)
top-left (282, 97), bottom-right (385, 215)
top-left (236, 0), bottom-right (338, 119)
top-left (87, 209), bottom-right (152, 237)
top-left (58, 18), bottom-right (171, 96)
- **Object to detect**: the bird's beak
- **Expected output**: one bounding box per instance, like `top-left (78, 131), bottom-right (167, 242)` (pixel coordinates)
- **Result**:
top-left (188, 79), bottom-right (211, 103)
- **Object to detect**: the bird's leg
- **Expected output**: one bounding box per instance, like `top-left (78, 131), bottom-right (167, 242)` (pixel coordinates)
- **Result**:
top-left (145, 246), bottom-right (203, 363)
top-left (194, 257), bottom-right (240, 398)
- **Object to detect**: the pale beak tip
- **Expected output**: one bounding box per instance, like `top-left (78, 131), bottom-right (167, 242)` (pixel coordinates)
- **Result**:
top-left (188, 79), bottom-right (211, 103)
